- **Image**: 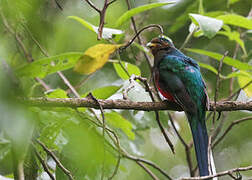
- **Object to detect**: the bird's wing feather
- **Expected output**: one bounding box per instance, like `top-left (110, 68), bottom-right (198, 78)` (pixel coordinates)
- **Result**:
top-left (158, 55), bottom-right (207, 116)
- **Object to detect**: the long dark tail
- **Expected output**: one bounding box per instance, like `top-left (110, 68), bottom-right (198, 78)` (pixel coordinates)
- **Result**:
top-left (189, 115), bottom-right (209, 176)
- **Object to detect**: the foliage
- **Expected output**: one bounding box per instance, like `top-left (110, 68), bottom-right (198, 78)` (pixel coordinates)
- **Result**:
top-left (0, 0), bottom-right (252, 179)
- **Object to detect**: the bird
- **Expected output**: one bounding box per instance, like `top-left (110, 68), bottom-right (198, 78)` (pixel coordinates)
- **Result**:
top-left (147, 35), bottom-right (210, 176)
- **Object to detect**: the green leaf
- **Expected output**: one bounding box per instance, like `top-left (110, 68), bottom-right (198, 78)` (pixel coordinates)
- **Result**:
top-left (189, 13), bottom-right (223, 38)
top-left (113, 61), bottom-right (141, 80)
top-left (198, 0), bottom-right (204, 14)
top-left (217, 14), bottom-right (252, 29)
top-left (226, 71), bottom-right (252, 79)
top-left (198, 62), bottom-right (218, 74)
top-left (16, 52), bottom-right (83, 78)
top-left (68, 16), bottom-right (123, 39)
top-left (185, 48), bottom-right (252, 70)
top-left (199, 62), bottom-right (251, 79)
top-left (81, 86), bottom-right (121, 99)
top-left (114, 2), bottom-right (175, 27)
top-left (46, 89), bottom-right (68, 98)
top-left (217, 29), bottom-right (247, 56)
top-left (105, 111), bottom-right (135, 140)
top-left (228, 0), bottom-right (241, 6)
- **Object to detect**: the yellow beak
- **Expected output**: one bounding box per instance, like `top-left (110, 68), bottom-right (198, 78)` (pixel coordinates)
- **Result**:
top-left (146, 42), bottom-right (156, 48)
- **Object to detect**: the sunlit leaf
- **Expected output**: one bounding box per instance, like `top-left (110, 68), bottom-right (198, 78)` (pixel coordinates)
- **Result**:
top-left (199, 62), bottom-right (252, 79)
top-left (185, 48), bottom-right (252, 70)
top-left (217, 14), bottom-right (252, 29)
top-left (115, 2), bottom-right (175, 27)
top-left (189, 13), bottom-right (223, 38)
top-left (198, 0), bottom-right (204, 14)
top-left (238, 74), bottom-right (252, 97)
top-left (198, 62), bottom-right (218, 74)
top-left (228, 0), bottom-right (241, 5)
top-left (46, 89), bottom-right (68, 98)
top-left (226, 71), bottom-right (252, 79)
top-left (105, 111), bottom-right (135, 140)
top-left (68, 16), bottom-right (123, 39)
top-left (16, 52), bottom-right (83, 78)
top-left (74, 44), bottom-right (122, 74)
top-left (113, 61), bottom-right (141, 80)
top-left (81, 86), bottom-right (121, 99)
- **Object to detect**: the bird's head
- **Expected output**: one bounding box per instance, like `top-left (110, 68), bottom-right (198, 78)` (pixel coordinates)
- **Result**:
top-left (146, 35), bottom-right (174, 55)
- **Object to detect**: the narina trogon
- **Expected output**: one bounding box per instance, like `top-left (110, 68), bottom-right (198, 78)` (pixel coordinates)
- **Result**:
top-left (147, 35), bottom-right (210, 176)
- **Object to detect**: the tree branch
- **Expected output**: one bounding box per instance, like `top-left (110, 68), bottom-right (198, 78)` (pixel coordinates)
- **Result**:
top-left (84, 0), bottom-right (117, 39)
top-left (33, 146), bottom-right (55, 180)
top-left (180, 165), bottom-right (252, 180)
top-left (23, 98), bottom-right (252, 112)
top-left (35, 140), bottom-right (74, 180)
top-left (212, 116), bottom-right (252, 148)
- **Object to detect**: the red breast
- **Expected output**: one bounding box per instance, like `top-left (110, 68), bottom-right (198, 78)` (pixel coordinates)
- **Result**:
top-left (154, 71), bottom-right (175, 101)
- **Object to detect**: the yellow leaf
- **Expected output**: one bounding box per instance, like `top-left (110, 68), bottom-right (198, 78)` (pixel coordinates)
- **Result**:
top-left (74, 44), bottom-right (122, 74)
top-left (238, 74), bottom-right (252, 97)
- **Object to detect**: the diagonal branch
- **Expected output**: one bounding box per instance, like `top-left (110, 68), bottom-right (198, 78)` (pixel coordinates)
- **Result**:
top-left (212, 116), bottom-right (252, 148)
top-left (134, 76), bottom-right (174, 153)
top-left (35, 140), bottom-right (74, 180)
top-left (33, 145), bottom-right (55, 180)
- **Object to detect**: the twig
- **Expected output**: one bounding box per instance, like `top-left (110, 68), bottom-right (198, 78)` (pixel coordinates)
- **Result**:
top-left (77, 106), bottom-right (171, 180)
top-left (225, 80), bottom-right (252, 101)
top-left (0, 11), bottom-right (32, 62)
top-left (123, 76), bottom-right (135, 100)
top-left (168, 113), bottom-right (194, 176)
top-left (213, 51), bottom-right (228, 124)
top-left (35, 140), bottom-right (74, 180)
top-left (136, 161), bottom-right (160, 180)
top-left (68, 73), bottom-right (94, 93)
top-left (124, 155), bottom-right (173, 180)
top-left (229, 43), bottom-right (239, 96)
top-left (108, 155), bottom-right (121, 180)
top-left (210, 113), bottom-right (225, 144)
top-left (33, 146), bottom-right (55, 180)
top-left (0, 10), bottom-right (50, 90)
top-left (57, 71), bottom-right (80, 98)
top-left (120, 24), bottom-right (164, 51)
top-left (125, 0), bottom-right (153, 70)
top-left (23, 24), bottom-right (80, 98)
top-left (212, 116), bottom-right (252, 148)
top-left (84, 0), bottom-right (117, 39)
top-left (88, 93), bottom-right (106, 180)
top-left (23, 98), bottom-right (252, 112)
top-left (84, 0), bottom-right (100, 13)
top-left (179, 28), bottom-right (196, 50)
top-left (77, 106), bottom-right (173, 180)
top-left (180, 165), bottom-right (252, 180)
top-left (134, 76), bottom-right (174, 153)
top-left (51, 0), bottom-right (63, 10)
top-left (116, 51), bottom-right (131, 78)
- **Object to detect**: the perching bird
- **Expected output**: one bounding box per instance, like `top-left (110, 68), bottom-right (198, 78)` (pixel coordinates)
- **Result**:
top-left (147, 35), bottom-right (210, 176)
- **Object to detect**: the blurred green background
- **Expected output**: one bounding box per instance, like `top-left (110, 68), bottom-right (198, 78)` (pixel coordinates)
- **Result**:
top-left (0, 0), bottom-right (252, 179)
